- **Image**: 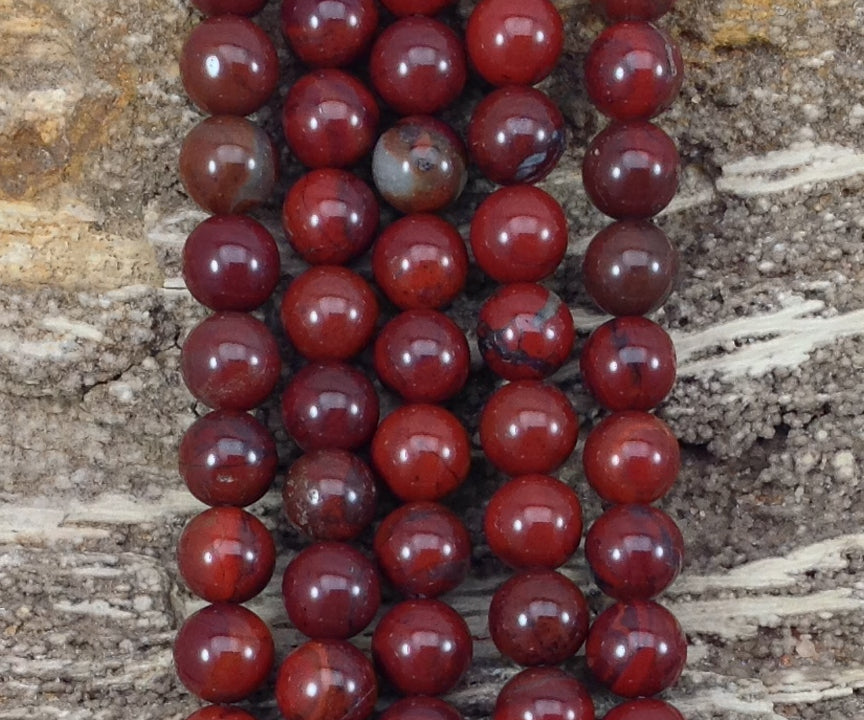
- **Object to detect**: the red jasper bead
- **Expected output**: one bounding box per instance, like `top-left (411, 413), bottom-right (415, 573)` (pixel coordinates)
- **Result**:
top-left (604, 700), bottom-right (685, 720)
top-left (493, 668), bottom-right (595, 720)
top-left (282, 542), bottom-right (380, 639)
top-left (591, 0), bottom-right (676, 22)
top-left (186, 707), bottom-right (257, 720)
top-left (283, 449), bottom-right (378, 540)
top-left (470, 185), bottom-right (568, 283)
top-left (379, 698), bottom-right (463, 720)
top-left (281, 362), bottom-right (380, 451)
top-left (380, 0), bottom-right (455, 16)
top-left (181, 313), bottom-right (281, 411)
top-left (580, 317), bottom-right (676, 411)
top-left (372, 599), bottom-right (473, 696)
top-left (372, 214), bottom-right (468, 310)
top-left (174, 604), bottom-right (274, 703)
top-left (281, 0), bottom-right (378, 68)
top-left (583, 411), bottom-right (679, 504)
top-left (374, 502), bottom-right (471, 598)
top-left (282, 170), bottom-right (379, 265)
top-left (191, 0), bottom-right (267, 16)
top-left (479, 381), bottom-right (578, 476)
top-left (178, 507), bottom-right (275, 604)
top-left (582, 121), bottom-right (679, 220)
top-left (280, 266), bottom-right (378, 361)
top-left (586, 600), bottom-right (687, 697)
top-left (484, 474), bottom-right (583, 569)
top-left (283, 70), bottom-right (379, 168)
top-left (477, 283), bottom-right (575, 381)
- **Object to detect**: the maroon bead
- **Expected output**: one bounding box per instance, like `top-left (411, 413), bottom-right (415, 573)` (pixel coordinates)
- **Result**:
top-left (586, 600), bottom-right (687, 697)
top-left (372, 599), bottom-right (472, 696)
top-left (583, 411), bottom-right (679, 504)
top-left (582, 220), bottom-right (678, 316)
top-left (375, 502), bottom-right (471, 598)
top-left (380, 0), bottom-right (455, 16)
top-left (174, 604), bottom-right (274, 703)
top-left (283, 70), bottom-right (379, 168)
top-left (582, 121), bottom-right (679, 220)
top-left (281, 0), bottom-right (378, 68)
top-left (281, 362), bottom-right (379, 451)
top-left (282, 170), bottom-right (379, 265)
top-left (493, 668), bottom-right (595, 720)
top-left (479, 381), bottom-right (578, 476)
top-left (181, 313), bottom-right (281, 411)
top-left (180, 116), bottom-right (277, 215)
top-left (379, 698), bottom-right (463, 720)
top-left (591, 0), bottom-right (676, 22)
top-left (186, 707), bottom-right (256, 720)
top-left (580, 317), bottom-right (676, 411)
top-left (470, 185), bottom-right (568, 283)
top-left (283, 449), bottom-right (378, 540)
top-left (604, 700), bottom-right (685, 720)
top-left (372, 214), bottom-right (468, 310)
top-left (191, 0), bottom-right (267, 16)
top-left (178, 507), bottom-right (275, 604)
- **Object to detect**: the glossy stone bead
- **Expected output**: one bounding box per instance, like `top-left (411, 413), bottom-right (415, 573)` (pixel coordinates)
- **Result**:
top-left (379, 698), bottom-right (463, 720)
top-left (582, 121), bottom-right (679, 220)
top-left (280, 266), bottom-right (378, 361)
top-left (493, 668), bottom-right (595, 720)
top-left (282, 169), bottom-right (379, 265)
top-left (281, 0), bottom-right (378, 68)
top-left (479, 381), bottom-right (578, 476)
top-left (586, 601), bottom-right (687, 697)
top-left (283, 449), bottom-right (378, 540)
top-left (178, 507), bottom-right (276, 604)
top-left (282, 362), bottom-right (379, 451)
top-left (181, 313), bottom-right (281, 411)
top-left (174, 604), bottom-right (274, 703)
top-left (180, 16), bottom-right (278, 116)
top-left (372, 214), bottom-right (468, 310)
top-left (470, 185), bottom-right (568, 283)
top-left (468, 87), bottom-right (564, 185)
top-left (275, 640), bottom-right (377, 720)
top-left (489, 569), bottom-right (590, 666)
top-left (374, 310), bottom-right (470, 403)
top-left (372, 599), bottom-right (472, 696)
top-left (583, 411), bottom-right (679, 504)
top-left (192, 0), bottom-right (267, 16)
top-left (590, 0), bottom-right (676, 22)
top-left (582, 220), bottom-right (678, 316)
top-left (580, 317), bottom-right (676, 411)
top-left (604, 700), bottom-right (685, 720)
top-left (374, 502), bottom-right (471, 598)
top-left (283, 70), bottom-right (379, 168)
top-left (380, 0), bottom-right (455, 16)
top-left (477, 283), bottom-right (575, 381)
top-left (186, 707), bottom-right (257, 720)
top-left (179, 116), bottom-right (277, 215)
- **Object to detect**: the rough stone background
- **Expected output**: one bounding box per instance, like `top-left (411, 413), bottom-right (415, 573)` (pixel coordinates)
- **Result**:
top-left (1, 0), bottom-right (863, 718)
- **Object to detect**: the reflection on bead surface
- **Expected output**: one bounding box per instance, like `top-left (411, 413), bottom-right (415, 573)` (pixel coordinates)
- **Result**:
top-left (380, 0), bottom-right (455, 16)
top-left (186, 707), bottom-right (257, 720)
top-left (281, 0), bottom-right (378, 68)
top-left (604, 699), bottom-right (685, 720)
top-left (192, 0), bottom-right (267, 16)
top-left (379, 698), bottom-right (463, 720)
top-left (590, 0), bottom-right (676, 22)
top-left (493, 668), bottom-right (595, 720)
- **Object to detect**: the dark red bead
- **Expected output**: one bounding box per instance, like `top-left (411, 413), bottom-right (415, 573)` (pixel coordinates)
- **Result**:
top-left (191, 0), bottom-right (267, 16)
top-left (174, 604), bottom-right (274, 703)
top-left (582, 121), bottom-right (679, 220)
top-left (586, 600), bottom-right (686, 697)
top-left (583, 411), bottom-right (679, 504)
top-left (379, 698), bottom-right (463, 720)
top-left (580, 317), bottom-right (676, 411)
top-left (372, 214), bottom-right (468, 310)
top-left (282, 170), bottom-right (379, 265)
top-left (372, 599), bottom-right (472, 696)
top-left (181, 313), bottom-right (281, 411)
top-left (375, 502), bottom-right (471, 598)
top-left (186, 707), bottom-right (257, 720)
top-left (380, 0), bottom-right (455, 16)
top-left (177, 507), bottom-right (275, 604)
top-left (493, 668), bottom-right (595, 720)
top-left (283, 70), bottom-right (379, 168)
top-left (604, 700), bottom-right (685, 720)
top-left (582, 220), bottom-right (678, 316)
top-left (591, 0), bottom-right (676, 22)
top-left (180, 116), bottom-right (277, 215)
top-left (479, 381), bottom-right (578, 476)
top-left (470, 185), bottom-right (568, 283)
top-left (468, 87), bottom-right (564, 185)
top-left (281, 0), bottom-right (378, 68)
top-left (281, 362), bottom-right (379, 451)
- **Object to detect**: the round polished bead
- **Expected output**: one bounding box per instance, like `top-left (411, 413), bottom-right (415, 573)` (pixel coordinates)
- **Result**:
top-left (283, 449), bottom-right (378, 540)
top-left (180, 116), bottom-right (277, 215)
top-left (591, 0), bottom-right (676, 22)
top-left (178, 507), bottom-right (275, 604)
top-left (186, 707), bottom-right (257, 720)
top-left (372, 214), bottom-right (468, 310)
top-left (372, 599), bottom-right (472, 696)
top-left (192, 0), bottom-right (267, 16)
top-left (580, 317), bottom-right (676, 411)
top-left (582, 121), bottom-right (679, 220)
top-left (583, 220), bottom-right (678, 316)
top-left (479, 381), bottom-right (578, 476)
top-left (379, 698), bottom-right (463, 720)
top-left (281, 362), bottom-right (379, 451)
top-left (375, 502), bottom-right (471, 598)
top-left (281, 0), bottom-right (378, 68)
top-left (181, 313), bottom-right (281, 411)
top-left (280, 266), bottom-right (378, 361)
top-left (470, 186), bottom-right (568, 283)
top-left (380, 0), bottom-right (455, 15)
top-left (174, 604), bottom-right (274, 703)
top-left (493, 668), bottom-right (595, 720)
top-left (477, 283), bottom-right (575, 381)
top-left (604, 700), bottom-right (685, 720)
top-left (586, 600), bottom-right (687, 697)
top-left (282, 170), bottom-right (379, 265)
